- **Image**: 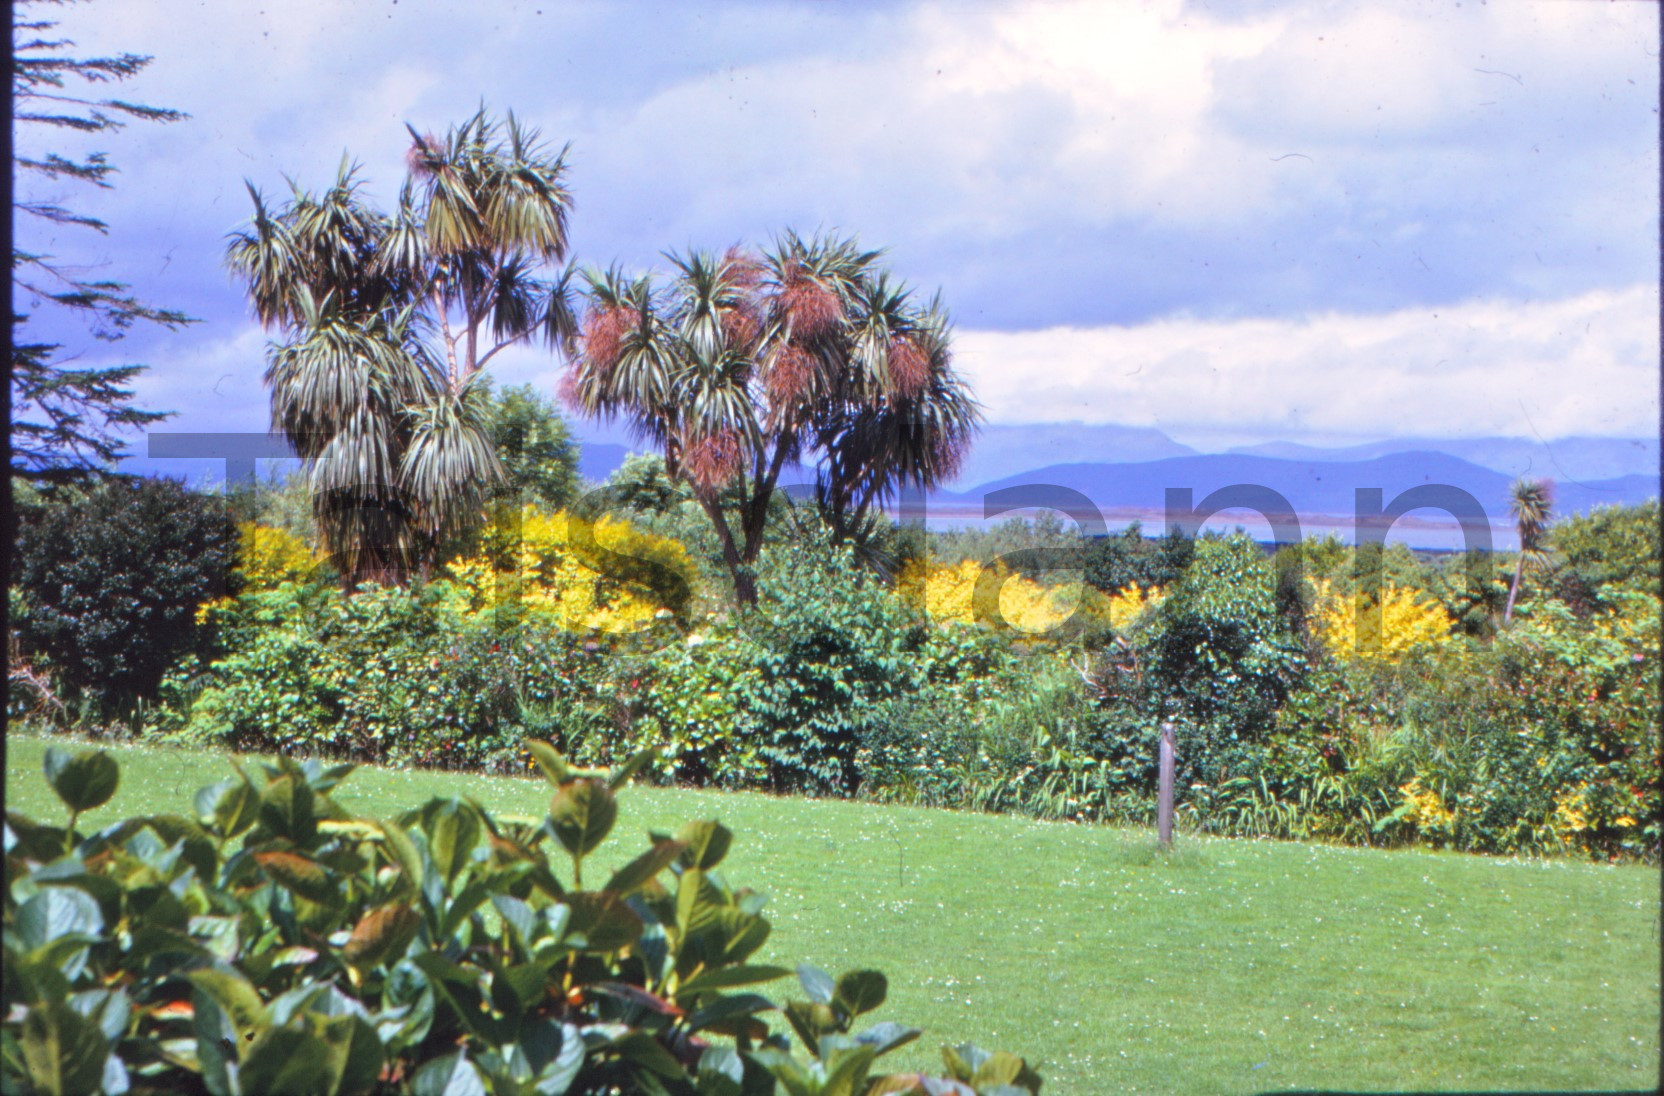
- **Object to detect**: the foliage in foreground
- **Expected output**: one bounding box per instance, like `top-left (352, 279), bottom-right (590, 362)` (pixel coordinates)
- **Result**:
top-left (2, 744), bottom-right (1041, 1095)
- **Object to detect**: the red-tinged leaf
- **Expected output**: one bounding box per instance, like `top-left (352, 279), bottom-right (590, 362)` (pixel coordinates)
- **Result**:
top-left (254, 851), bottom-right (337, 903)
top-left (589, 982), bottom-right (684, 1018)
top-left (343, 903), bottom-right (421, 970)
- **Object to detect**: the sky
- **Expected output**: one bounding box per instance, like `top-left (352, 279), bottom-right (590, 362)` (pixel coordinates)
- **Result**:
top-left (14, 0), bottom-right (1660, 459)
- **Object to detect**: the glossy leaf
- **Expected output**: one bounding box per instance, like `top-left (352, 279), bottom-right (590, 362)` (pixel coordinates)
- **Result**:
top-left (42, 747), bottom-right (119, 815)
top-left (604, 838), bottom-right (685, 896)
top-left (19, 1000), bottom-right (109, 1096)
top-left (549, 779), bottom-right (617, 860)
top-left (834, 969), bottom-right (887, 1017)
top-left (343, 903), bottom-right (421, 971)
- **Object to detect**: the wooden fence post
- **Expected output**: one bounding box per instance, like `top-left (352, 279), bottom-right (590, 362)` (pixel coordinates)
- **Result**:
top-left (1158, 721), bottom-right (1176, 849)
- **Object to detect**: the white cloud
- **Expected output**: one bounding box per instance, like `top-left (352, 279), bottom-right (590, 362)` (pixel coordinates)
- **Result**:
top-left (20, 0), bottom-right (1654, 453)
top-left (956, 284), bottom-right (1660, 443)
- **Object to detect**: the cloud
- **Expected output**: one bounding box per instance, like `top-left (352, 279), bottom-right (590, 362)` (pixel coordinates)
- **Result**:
top-left (27, 0), bottom-right (1653, 327)
top-left (17, 0), bottom-right (1654, 454)
top-left (955, 284), bottom-right (1659, 444)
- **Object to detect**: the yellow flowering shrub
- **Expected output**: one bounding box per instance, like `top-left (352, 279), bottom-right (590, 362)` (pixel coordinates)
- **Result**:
top-left (234, 522), bottom-right (322, 591)
top-left (1103, 582), bottom-right (1165, 633)
top-left (196, 522), bottom-right (324, 623)
top-left (894, 559), bottom-right (1159, 637)
top-left (1548, 783), bottom-right (1592, 849)
top-left (1397, 777), bottom-right (1457, 843)
top-left (440, 506), bottom-right (695, 633)
top-left (1309, 578), bottom-right (1453, 662)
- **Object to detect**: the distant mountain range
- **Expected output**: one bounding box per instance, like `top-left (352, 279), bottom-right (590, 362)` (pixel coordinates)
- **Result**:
top-left (1224, 434), bottom-right (1659, 484)
top-left (929, 450), bottom-right (1656, 526)
top-left (119, 422), bottom-right (1657, 541)
top-left (573, 423), bottom-right (1657, 527)
top-left (936, 423), bottom-right (1658, 488)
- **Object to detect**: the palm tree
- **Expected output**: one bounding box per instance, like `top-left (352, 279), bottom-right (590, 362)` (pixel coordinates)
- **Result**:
top-left (1504, 477), bottom-right (1554, 623)
top-left (226, 109), bottom-right (576, 587)
top-left (560, 230), bottom-right (979, 603)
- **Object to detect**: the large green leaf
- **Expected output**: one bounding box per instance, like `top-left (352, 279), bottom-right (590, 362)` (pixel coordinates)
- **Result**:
top-left (678, 964), bottom-right (791, 996)
top-left (259, 774), bottom-right (318, 844)
top-left (694, 1044), bottom-right (744, 1096)
top-left (188, 968), bottom-right (268, 1042)
top-left (562, 891), bottom-right (643, 952)
top-left (376, 818), bottom-right (425, 895)
top-left (319, 1013), bottom-right (386, 1096)
top-left (14, 886), bottom-right (102, 950)
top-left (19, 1000), bottom-right (109, 1096)
top-left (255, 850), bottom-right (339, 904)
top-left (833, 970), bottom-right (887, 1018)
top-left (819, 1038), bottom-right (878, 1096)
top-left (522, 1019), bottom-right (584, 1095)
top-left (604, 838), bottom-right (685, 896)
top-left (238, 1024), bottom-right (332, 1095)
top-left (796, 963), bottom-right (835, 1006)
top-left (686, 993), bottom-right (776, 1033)
top-left (412, 1052), bottom-right (488, 1096)
top-left (605, 1030), bottom-right (686, 1080)
top-left (423, 799), bottom-right (482, 884)
top-left (854, 1021), bottom-right (921, 1058)
top-left (195, 777), bottom-right (260, 840)
top-left (548, 779), bottom-right (616, 860)
top-left (524, 740), bottom-right (570, 786)
top-left (607, 746), bottom-right (658, 791)
top-left (42, 747), bottom-right (119, 815)
top-left (674, 820), bottom-right (732, 871)
top-left (343, 903), bottom-right (421, 971)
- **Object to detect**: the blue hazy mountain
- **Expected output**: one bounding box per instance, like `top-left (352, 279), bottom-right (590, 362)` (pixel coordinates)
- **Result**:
top-left (120, 422), bottom-right (1657, 522)
top-left (575, 422), bottom-right (1201, 488)
top-left (933, 450), bottom-right (1658, 522)
top-left (1226, 435), bottom-right (1658, 483)
top-left (948, 423), bottom-right (1198, 488)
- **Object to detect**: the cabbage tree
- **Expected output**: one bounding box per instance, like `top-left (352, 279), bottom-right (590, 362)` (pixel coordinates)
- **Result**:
top-left (560, 231), bottom-right (978, 603)
top-left (226, 108), bottom-right (576, 586)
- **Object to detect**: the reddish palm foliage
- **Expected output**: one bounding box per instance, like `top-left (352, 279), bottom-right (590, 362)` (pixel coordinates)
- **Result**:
top-left (581, 305), bottom-right (630, 377)
top-left (765, 342), bottom-right (816, 404)
top-left (405, 132), bottom-right (444, 178)
top-left (721, 304), bottom-right (762, 354)
top-left (887, 335), bottom-right (930, 399)
top-left (722, 246), bottom-right (766, 289)
top-left (555, 367), bottom-right (586, 411)
top-left (680, 429), bottom-right (744, 490)
top-left (780, 265), bottom-right (842, 340)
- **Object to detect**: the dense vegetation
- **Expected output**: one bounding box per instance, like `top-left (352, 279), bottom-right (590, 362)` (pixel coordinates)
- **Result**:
top-left (12, 465), bottom-right (1659, 863)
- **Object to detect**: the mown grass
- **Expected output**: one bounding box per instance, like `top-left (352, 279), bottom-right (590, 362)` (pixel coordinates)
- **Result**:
top-left (6, 733), bottom-right (1658, 1094)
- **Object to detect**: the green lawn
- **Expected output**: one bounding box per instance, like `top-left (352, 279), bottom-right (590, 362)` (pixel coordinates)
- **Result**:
top-left (6, 734), bottom-right (1658, 1094)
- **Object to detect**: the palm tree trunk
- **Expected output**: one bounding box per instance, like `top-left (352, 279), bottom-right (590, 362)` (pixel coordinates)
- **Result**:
top-left (1504, 552), bottom-right (1525, 623)
top-left (698, 493), bottom-right (756, 606)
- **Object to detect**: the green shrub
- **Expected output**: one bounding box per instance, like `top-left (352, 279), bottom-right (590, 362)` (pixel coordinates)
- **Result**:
top-left (1234, 586), bottom-right (1662, 858)
top-left (1082, 522), bottom-right (1191, 595)
top-left (1137, 535), bottom-right (1306, 788)
top-left (1550, 499), bottom-right (1661, 609)
top-left (2, 743), bottom-right (1041, 1095)
top-left (490, 383), bottom-right (582, 512)
top-left (12, 477), bottom-right (238, 714)
top-left (169, 582), bottom-right (615, 773)
top-left (634, 623), bottom-right (769, 788)
top-left (741, 529), bottom-right (933, 794)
